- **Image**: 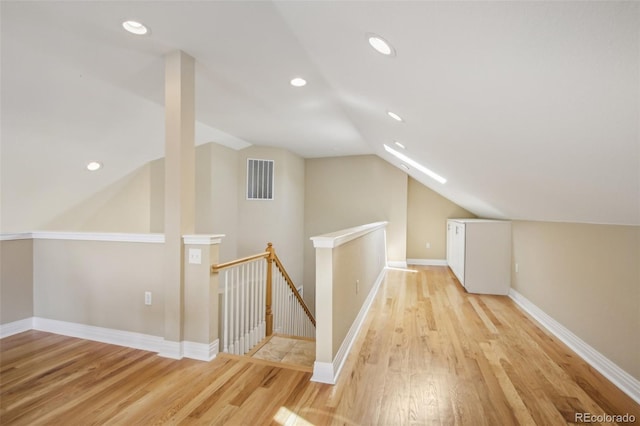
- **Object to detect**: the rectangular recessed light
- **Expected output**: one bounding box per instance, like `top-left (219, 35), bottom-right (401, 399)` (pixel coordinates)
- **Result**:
top-left (386, 110), bottom-right (404, 122)
top-left (383, 144), bottom-right (446, 184)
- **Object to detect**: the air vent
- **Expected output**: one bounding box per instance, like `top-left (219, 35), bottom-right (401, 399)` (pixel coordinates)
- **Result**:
top-left (247, 159), bottom-right (274, 200)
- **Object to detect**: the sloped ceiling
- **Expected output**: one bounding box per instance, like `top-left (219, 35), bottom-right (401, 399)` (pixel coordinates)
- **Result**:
top-left (1, 1), bottom-right (638, 231)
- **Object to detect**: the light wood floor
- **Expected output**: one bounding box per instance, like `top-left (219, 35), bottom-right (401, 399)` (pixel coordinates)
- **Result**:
top-left (1, 266), bottom-right (638, 425)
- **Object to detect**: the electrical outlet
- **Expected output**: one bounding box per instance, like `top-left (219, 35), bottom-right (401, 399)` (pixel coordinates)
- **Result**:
top-left (144, 291), bottom-right (152, 305)
top-left (188, 248), bottom-right (202, 264)
top-left (515, 263), bottom-right (519, 273)
top-left (426, 242), bottom-right (431, 249)
top-left (356, 279), bottom-right (360, 294)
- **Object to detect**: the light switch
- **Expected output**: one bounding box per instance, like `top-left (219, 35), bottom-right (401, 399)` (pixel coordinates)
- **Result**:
top-left (188, 248), bottom-right (202, 264)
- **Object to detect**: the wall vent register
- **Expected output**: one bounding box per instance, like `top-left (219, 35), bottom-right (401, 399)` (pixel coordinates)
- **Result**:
top-left (247, 159), bottom-right (274, 200)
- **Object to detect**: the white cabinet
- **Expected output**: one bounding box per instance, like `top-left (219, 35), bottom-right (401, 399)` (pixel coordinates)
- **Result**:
top-left (446, 219), bottom-right (511, 295)
top-left (447, 221), bottom-right (466, 283)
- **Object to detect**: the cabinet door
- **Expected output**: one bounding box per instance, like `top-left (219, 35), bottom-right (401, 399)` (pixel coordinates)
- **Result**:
top-left (446, 222), bottom-right (454, 265)
top-left (454, 223), bottom-right (466, 285)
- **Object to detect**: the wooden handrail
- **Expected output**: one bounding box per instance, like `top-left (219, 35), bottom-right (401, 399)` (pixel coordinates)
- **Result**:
top-left (210, 251), bottom-right (269, 273)
top-left (273, 252), bottom-right (316, 326)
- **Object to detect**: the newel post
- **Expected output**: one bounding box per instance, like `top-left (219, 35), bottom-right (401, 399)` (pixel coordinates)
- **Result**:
top-left (265, 242), bottom-right (274, 336)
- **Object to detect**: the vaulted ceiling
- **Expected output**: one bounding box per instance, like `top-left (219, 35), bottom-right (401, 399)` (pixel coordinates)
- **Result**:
top-left (1, 1), bottom-right (638, 230)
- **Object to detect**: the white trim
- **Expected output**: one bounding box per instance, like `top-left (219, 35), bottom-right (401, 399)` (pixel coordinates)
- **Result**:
top-left (407, 258), bottom-right (448, 266)
top-left (0, 232), bottom-right (165, 243)
top-left (32, 232), bottom-right (165, 243)
top-left (311, 222), bottom-right (388, 249)
top-left (311, 267), bottom-right (387, 385)
top-left (0, 233), bottom-right (32, 241)
top-left (183, 340), bottom-right (219, 361)
top-left (0, 317), bottom-right (34, 338)
top-left (508, 289), bottom-right (640, 404)
top-left (386, 260), bottom-right (408, 268)
top-left (157, 340), bottom-right (183, 359)
top-left (29, 232), bottom-right (165, 243)
top-left (183, 234), bottom-right (225, 245)
top-left (33, 317), bottom-right (169, 353)
top-left (311, 362), bottom-right (336, 384)
top-left (10, 317), bottom-right (218, 361)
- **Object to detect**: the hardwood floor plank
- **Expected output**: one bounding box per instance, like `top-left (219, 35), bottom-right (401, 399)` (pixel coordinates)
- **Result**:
top-left (1, 342), bottom-right (130, 413)
top-left (1, 266), bottom-right (637, 425)
top-left (185, 360), bottom-right (253, 421)
top-left (409, 372), bottom-right (440, 425)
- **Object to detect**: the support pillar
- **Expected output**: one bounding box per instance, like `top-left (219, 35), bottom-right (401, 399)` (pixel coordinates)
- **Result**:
top-left (163, 50), bottom-right (195, 347)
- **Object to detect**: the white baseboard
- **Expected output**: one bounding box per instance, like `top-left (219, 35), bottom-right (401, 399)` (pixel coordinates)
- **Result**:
top-left (311, 266), bottom-right (387, 385)
top-left (0, 317), bottom-right (218, 362)
top-left (310, 361), bottom-right (335, 384)
top-left (407, 258), bottom-right (448, 266)
top-left (387, 260), bottom-right (408, 268)
top-left (508, 289), bottom-right (640, 404)
top-left (33, 317), bottom-right (170, 354)
top-left (157, 340), bottom-right (183, 359)
top-left (183, 340), bottom-right (219, 361)
top-left (0, 317), bottom-right (34, 339)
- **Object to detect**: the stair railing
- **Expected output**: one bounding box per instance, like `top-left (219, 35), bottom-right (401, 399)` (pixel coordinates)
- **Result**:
top-left (211, 243), bottom-right (315, 355)
top-left (269, 244), bottom-right (316, 338)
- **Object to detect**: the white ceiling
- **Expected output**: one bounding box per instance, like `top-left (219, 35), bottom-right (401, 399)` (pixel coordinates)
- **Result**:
top-left (1, 1), bottom-right (639, 230)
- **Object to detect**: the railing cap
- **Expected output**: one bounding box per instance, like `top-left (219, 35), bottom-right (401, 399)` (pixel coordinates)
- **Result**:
top-left (183, 234), bottom-right (225, 245)
top-left (310, 221), bottom-right (388, 249)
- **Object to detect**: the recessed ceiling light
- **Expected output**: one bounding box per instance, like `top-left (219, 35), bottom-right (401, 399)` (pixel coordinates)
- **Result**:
top-left (290, 77), bottom-right (307, 87)
top-left (387, 111), bottom-right (404, 122)
top-left (383, 144), bottom-right (446, 184)
top-left (86, 161), bottom-right (102, 171)
top-left (122, 20), bottom-right (149, 35)
top-left (367, 33), bottom-right (396, 56)
top-left (394, 141), bottom-right (406, 149)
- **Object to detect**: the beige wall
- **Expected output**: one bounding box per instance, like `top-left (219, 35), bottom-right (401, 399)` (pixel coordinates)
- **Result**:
top-left (0, 239), bottom-right (34, 324)
top-left (237, 146), bottom-right (305, 287)
top-left (149, 142), bottom-right (241, 262)
top-left (406, 177), bottom-right (475, 260)
top-left (33, 239), bottom-right (166, 336)
top-left (305, 155), bottom-right (407, 314)
top-left (45, 165), bottom-right (153, 232)
top-left (512, 221), bottom-right (640, 380)
top-left (195, 143), bottom-right (239, 262)
top-left (331, 228), bottom-right (386, 358)
top-left (313, 225), bottom-right (387, 365)
top-left (149, 143), bottom-right (301, 268)
top-left (13, 141), bottom-right (301, 273)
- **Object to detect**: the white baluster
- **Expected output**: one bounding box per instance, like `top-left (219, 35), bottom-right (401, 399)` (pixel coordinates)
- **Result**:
top-left (228, 268), bottom-right (234, 354)
top-left (240, 264), bottom-right (246, 354)
top-left (259, 260), bottom-right (264, 340)
top-left (247, 263), bottom-right (252, 350)
top-left (224, 271), bottom-right (229, 352)
top-left (254, 261), bottom-right (258, 345)
top-left (277, 272), bottom-right (282, 334)
top-left (234, 266), bottom-right (239, 354)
